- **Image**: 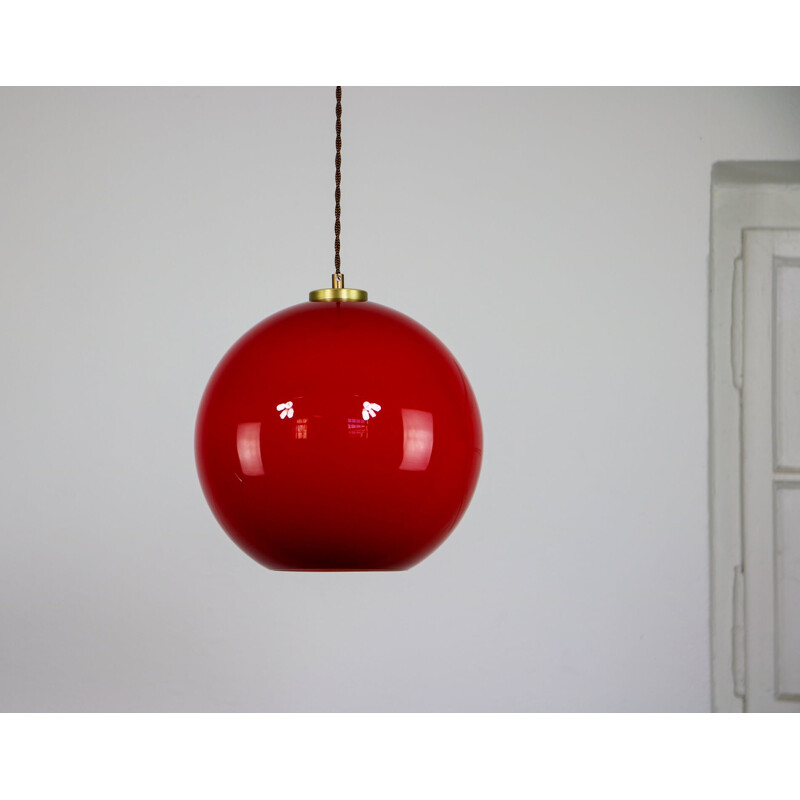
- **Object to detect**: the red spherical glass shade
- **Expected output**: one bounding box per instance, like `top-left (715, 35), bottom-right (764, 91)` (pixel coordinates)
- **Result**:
top-left (195, 300), bottom-right (482, 571)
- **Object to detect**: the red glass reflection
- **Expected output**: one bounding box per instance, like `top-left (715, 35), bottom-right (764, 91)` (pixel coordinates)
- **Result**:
top-left (195, 301), bottom-right (482, 571)
top-left (399, 409), bottom-right (434, 472)
top-left (236, 422), bottom-right (264, 477)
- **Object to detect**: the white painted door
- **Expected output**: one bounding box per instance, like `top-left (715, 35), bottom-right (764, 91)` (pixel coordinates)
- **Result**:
top-left (741, 229), bottom-right (800, 712)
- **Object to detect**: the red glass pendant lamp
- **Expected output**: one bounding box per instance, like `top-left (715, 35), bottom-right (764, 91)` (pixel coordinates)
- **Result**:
top-left (195, 88), bottom-right (482, 570)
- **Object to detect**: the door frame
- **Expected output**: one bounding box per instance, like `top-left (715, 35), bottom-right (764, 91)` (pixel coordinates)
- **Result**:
top-left (709, 161), bottom-right (800, 712)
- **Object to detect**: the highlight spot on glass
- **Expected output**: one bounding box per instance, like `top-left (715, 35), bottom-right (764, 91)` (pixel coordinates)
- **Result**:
top-left (362, 401), bottom-right (382, 421)
top-left (277, 401), bottom-right (294, 419)
top-left (399, 409), bottom-right (434, 472)
top-left (236, 422), bottom-right (264, 476)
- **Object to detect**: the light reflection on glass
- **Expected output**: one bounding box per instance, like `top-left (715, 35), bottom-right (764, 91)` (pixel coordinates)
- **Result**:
top-left (294, 418), bottom-right (308, 440)
top-left (347, 418), bottom-right (368, 438)
top-left (236, 422), bottom-right (265, 476)
top-left (276, 401), bottom-right (294, 419)
top-left (399, 409), bottom-right (434, 472)
top-left (362, 401), bottom-right (382, 421)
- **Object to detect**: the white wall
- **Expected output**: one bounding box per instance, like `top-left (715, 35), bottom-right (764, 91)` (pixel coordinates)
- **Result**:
top-left (1, 87), bottom-right (799, 711)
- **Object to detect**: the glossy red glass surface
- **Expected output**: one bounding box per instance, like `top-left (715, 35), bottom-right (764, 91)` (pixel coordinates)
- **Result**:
top-left (195, 300), bottom-right (482, 571)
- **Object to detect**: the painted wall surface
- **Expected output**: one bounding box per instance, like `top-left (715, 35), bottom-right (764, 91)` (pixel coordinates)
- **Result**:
top-left (2, 88), bottom-right (800, 712)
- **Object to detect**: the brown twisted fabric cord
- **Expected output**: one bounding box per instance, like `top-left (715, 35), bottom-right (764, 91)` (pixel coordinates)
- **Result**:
top-left (334, 86), bottom-right (342, 275)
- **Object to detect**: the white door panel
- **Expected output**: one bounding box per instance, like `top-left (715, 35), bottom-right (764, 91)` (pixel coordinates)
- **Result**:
top-left (709, 163), bottom-right (800, 712)
top-left (742, 229), bottom-right (800, 712)
top-left (774, 263), bottom-right (800, 472)
top-left (775, 484), bottom-right (800, 700)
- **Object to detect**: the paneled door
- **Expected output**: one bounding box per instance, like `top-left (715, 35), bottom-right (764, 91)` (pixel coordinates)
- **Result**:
top-left (741, 229), bottom-right (800, 711)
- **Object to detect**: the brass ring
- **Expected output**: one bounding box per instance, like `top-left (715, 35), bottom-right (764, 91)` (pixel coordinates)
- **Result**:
top-left (309, 287), bottom-right (368, 302)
